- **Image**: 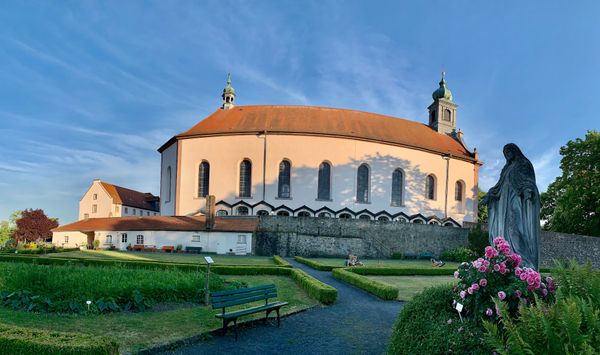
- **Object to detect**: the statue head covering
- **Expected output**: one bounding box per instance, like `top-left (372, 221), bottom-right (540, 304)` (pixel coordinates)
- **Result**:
top-left (503, 143), bottom-right (526, 163)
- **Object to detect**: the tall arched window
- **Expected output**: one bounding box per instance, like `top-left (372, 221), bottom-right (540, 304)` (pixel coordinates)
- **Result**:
top-left (197, 161), bottom-right (210, 197)
top-left (278, 160), bottom-right (291, 198)
top-left (166, 166), bottom-right (172, 202)
top-left (239, 159), bottom-right (252, 198)
top-left (356, 164), bottom-right (370, 203)
top-left (426, 174), bottom-right (436, 200)
top-left (391, 169), bottom-right (404, 206)
top-left (455, 180), bottom-right (464, 201)
top-left (317, 161), bottom-right (331, 200)
top-left (443, 109), bottom-right (452, 121)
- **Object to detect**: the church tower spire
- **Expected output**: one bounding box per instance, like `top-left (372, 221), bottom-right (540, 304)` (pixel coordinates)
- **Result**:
top-left (428, 70), bottom-right (457, 135)
top-left (221, 73), bottom-right (235, 110)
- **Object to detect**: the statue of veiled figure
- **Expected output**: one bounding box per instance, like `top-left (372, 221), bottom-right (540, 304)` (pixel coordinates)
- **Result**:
top-left (481, 143), bottom-right (540, 269)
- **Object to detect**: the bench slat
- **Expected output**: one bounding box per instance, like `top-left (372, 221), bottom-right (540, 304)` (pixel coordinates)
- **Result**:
top-left (210, 284), bottom-right (275, 298)
top-left (215, 301), bottom-right (288, 319)
top-left (211, 288), bottom-right (277, 302)
top-left (212, 292), bottom-right (277, 309)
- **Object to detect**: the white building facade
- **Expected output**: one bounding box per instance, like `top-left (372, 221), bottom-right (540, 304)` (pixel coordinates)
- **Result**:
top-left (79, 180), bottom-right (160, 220)
top-left (158, 74), bottom-right (482, 226)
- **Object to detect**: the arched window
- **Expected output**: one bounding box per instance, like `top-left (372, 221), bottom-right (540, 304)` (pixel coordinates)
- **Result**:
top-left (339, 213), bottom-right (352, 219)
top-left (236, 206), bottom-right (249, 215)
top-left (426, 174), bottom-right (436, 200)
top-left (256, 210), bottom-right (269, 216)
top-left (317, 162), bottom-right (331, 200)
top-left (413, 219), bottom-right (424, 224)
top-left (356, 164), bottom-right (370, 203)
top-left (318, 212), bottom-right (331, 218)
top-left (391, 169), bottom-right (404, 206)
top-left (197, 161), bottom-right (210, 197)
top-left (455, 180), bottom-right (464, 201)
top-left (395, 217), bottom-right (407, 223)
top-left (277, 211), bottom-right (290, 216)
top-left (297, 211), bottom-right (311, 217)
top-left (278, 160), bottom-right (291, 198)
top-left (429, 220), bottom-right (440, 225)
top-left (358, 215), bottom-right (371, 220)
top-left (239, 159), bottom-right (252, 198)
top-left (377, 216), bottom-right (390, 222)
top-left (216, 210), bottom-right (228, 216)
top-left (166, 166), bottom-right (172, 202)
top-left (443, 109), bottom-right (452, 121)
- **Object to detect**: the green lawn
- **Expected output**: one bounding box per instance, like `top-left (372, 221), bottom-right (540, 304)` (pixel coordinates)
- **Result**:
top-left (366, 275), bottom-right (457, 301)
top-left (306, 257), bottom-right (460, 270)
top-left (38, 250), bottom-right (276, 265)
top-left (0, 275), bottom-right (318, 353)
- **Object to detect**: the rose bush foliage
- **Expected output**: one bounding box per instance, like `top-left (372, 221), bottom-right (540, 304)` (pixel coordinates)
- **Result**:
top-left (453, 236), bottom-right (556, 321)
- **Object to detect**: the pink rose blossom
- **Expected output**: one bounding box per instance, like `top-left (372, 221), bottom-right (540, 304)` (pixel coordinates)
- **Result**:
top-left (454, 271), bottom-right (459, 279)
top-left (460, 290), bottom-right (466, 299)
top-left (497, 291), bottom-right (506, 300)
top-left (514, 289), bottom-right (522, 298)
top-left (485, 246), bottom-right (498, 259)
top-left (478, 266), bottom-right (487, 273)
top-left (520, 273), bottom-right (527, 281)
top-left (467, 287), bottom-right (474, 295)
top-left (447, 319), bottom-right (453, 324)
top-left (472, 283), bottom-right (479, 291)
top-left (542, 288), bottom-right (548, 297)
top-left (485, 308), bottom-right (493, 316)
top-left (493, 264), bottom-right (501, 272)
top-left (479, 278), bottom-right (488, 287)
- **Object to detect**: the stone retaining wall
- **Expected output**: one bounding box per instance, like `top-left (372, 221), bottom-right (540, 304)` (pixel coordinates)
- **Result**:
top-left (255, 216), bottom-right (600, 267)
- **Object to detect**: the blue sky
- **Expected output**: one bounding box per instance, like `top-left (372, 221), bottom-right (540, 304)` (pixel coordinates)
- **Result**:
top-left (1, 1), bottom-right (599, 223)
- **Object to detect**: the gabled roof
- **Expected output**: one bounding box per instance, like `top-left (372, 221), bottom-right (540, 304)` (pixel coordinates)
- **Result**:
top-left (99, 182), bottom-right (160, 212)
top-left (52, 216), bottom-right (257, 233)
top-left (158, 105), bottom-right (477, 161)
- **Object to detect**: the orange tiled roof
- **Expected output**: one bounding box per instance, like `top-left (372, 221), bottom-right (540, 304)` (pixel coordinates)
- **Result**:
top-left (52, 215), bottom-right (258, 233)
top-left (100, 182), bottom-right (160, 212)
top-left (159, 105), bottom-right (475, 161)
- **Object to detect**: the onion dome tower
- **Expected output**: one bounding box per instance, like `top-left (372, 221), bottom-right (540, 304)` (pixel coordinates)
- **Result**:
top-left (428, 71), bottom-right (457, 134)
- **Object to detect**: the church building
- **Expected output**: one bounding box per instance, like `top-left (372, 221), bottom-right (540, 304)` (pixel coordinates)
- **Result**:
top-left (158, 73), bottom-right (482, 226)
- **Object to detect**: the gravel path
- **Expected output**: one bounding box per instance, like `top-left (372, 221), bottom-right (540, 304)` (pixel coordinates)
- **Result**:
top-left (167, 259), bottom-right (404, 355)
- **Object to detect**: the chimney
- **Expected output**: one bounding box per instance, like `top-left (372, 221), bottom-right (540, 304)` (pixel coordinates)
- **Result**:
top-left (206, 195), bottom-right (216, 230)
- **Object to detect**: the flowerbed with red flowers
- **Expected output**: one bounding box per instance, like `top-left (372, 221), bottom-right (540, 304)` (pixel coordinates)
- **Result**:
top-left (453, 236), bottom-right (557, 320)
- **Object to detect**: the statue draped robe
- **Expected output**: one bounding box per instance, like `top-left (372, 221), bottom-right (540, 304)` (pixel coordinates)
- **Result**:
top-left (487, 153), bottom-right (540, 269)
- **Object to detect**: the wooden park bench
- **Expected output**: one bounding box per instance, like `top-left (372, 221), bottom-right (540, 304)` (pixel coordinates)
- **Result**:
top-left (132, 244), bottom-right (144, 252)
top-left (161, 245), bottom-right (174, 253)
top-left (210, 284), bottom-right (288, 340)
top-left (185, 246), bottom-right (203, 254)
top-left (143, 245), bottom-right (157, 252)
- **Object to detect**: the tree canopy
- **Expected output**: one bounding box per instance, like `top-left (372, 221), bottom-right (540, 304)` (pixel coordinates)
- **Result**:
top-left (477, 188), bottom-right (488, 224)
top-left (0, 211), bottom-right (21, 247)
top-left (12, 209), bottom-right (58, 243)
top-left (541, 131), bottom-right (600, 237)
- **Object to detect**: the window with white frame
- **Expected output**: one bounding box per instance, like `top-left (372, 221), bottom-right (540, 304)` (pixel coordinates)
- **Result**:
top-left (121, 233), bottom-right (127, 243)
top-left (133, 208), bottom-right (136, 215)
top-left (64, 236), bottom-right (69, 244)
top-left (237, 235), bottom-right (247, 244)
top-left (105, 235), bottom-right (113, 244)
top-left (84, 213), bottom-right (89, 219)
top-left (136, 235), bottom-right (144, 244)
top-left (93, 193), bottom-right (97, 200)
top-left (92, 204), bottom-right (97, 213)
top-left (124, 207), bottom-right (129, 214)
top-left (191, 235), bottom-right (201, 242)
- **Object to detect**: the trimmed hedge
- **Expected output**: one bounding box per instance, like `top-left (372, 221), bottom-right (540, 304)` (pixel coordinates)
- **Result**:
top-left (0, 324), bottom-right (119, 354)
top-left (289, 269), bottom-right (337, 304)
top-left (272, 255), bottom-right (293, 268)
top-left (347, 267), bottom-right (455, 276)
top-left (332, 268), bottom-right (398, 300)
top-left (0, 247), bottom-right (80, 255)
top-left (387, 284), bottom-right (491, 354)
top-left (293, 256), bottom-right (336, 271)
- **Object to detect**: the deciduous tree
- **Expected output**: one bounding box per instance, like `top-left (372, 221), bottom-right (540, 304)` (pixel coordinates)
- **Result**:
top-left (541, 131), bottom-right (600, 236)
top-left (13, 209), bottom-right (58, 243)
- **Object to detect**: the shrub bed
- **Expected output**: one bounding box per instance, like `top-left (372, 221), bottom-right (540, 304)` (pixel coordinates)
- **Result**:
top-left (0, 247), bottom-right (80, 255)
top-left (387, 284), bottom-right (492, 354)
top-left (0, 323), bottom-right (119, 354)
top-left (441, 247), bottom-right (478, 262)
top-left (272, 255), bottom-right (293, 268)
top-left (332, 268), bottom-right (398, 300)
top-left (347, 267), bottom-right (455, 276)
top-left (293, 256), bottom-right (336, 271)
top-left (290, 269), bottom-right (337, 305)
top-left (0, 262), bottom-right (231, 313)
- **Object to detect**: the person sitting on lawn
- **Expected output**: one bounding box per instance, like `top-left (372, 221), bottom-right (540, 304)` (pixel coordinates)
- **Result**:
top-left (349, 255), bottom-right (364, 267)
top-left (431, 258), bottom-right (445, 267)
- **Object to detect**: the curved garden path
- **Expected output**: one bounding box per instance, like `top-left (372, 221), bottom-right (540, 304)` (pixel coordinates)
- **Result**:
top-left (168, 258), bottom-right (404, 355)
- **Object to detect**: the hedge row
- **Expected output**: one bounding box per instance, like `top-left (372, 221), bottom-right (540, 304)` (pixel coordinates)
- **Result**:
top-left (289, 269), bottom-right (337, 304)
top-left (332, 268), bottom-right (398, 300)
top-left (1, 247), bottom-right (80, 255)
top-left (347, 267), bottom-right (455, 276)
top-left (0, 324), bottom-right (119, 355)
top-left (272, 255), bottom-right (293, 268)
top-left (293, 256), bottom-right (336, 271)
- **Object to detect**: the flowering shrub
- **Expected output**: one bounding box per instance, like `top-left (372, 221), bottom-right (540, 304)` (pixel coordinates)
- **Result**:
top-left (454, 236), bottom-right (556, 320)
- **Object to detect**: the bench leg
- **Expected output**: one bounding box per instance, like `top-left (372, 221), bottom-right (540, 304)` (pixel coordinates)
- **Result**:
top-left (222, 319), bottom-right (228, 336)
top-left (276, 308), bottom-right (281, 327)
top-left (234, 319), bottom-right (238, 341)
